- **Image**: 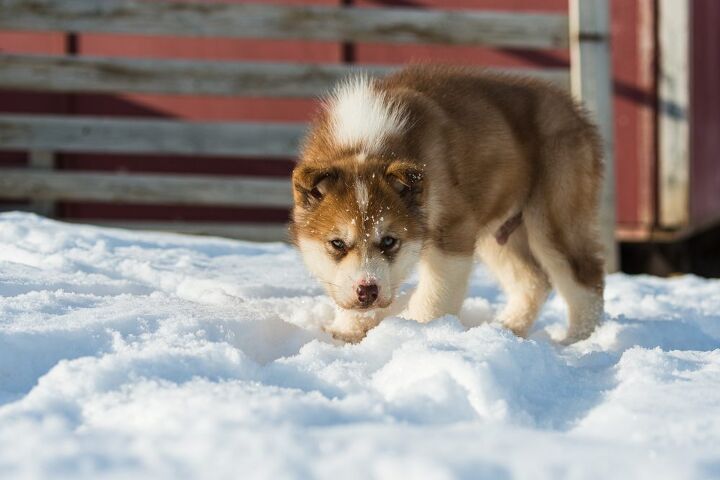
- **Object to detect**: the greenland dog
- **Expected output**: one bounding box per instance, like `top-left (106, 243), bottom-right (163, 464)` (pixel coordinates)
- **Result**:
top-left (290, 65), bottom-right (605, 344)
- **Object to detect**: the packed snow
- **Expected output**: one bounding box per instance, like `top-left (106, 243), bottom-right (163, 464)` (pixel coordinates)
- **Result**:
top-left (0, 212), bottom-right (719, 479)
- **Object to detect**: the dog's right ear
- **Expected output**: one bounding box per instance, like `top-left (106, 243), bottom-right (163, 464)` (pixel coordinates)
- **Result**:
top-left (385, 160), bottom-right (423, 201)
top-left (292, 164), bottom-right (338, 208)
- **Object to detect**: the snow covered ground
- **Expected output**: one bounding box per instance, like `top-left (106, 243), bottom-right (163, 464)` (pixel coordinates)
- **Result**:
top-left (0, 212), bottom-right (719, 479)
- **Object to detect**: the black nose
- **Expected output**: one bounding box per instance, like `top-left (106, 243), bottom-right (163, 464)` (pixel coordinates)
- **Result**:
top-left (356, 283), bottom-right (379, 306)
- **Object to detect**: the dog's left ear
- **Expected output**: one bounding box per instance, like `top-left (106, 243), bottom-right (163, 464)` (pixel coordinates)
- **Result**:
top-left (292, 163), bottom-right (339, 209)
top-left (385, 161), bottom-right (423, 201)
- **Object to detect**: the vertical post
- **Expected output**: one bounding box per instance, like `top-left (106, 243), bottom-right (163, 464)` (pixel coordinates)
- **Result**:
top-left (570, 0), bottom-right (618, 272)
top-left (657, 0), bottom-right (690, 229)
top-left (28, 150), bottom-right (56, 217)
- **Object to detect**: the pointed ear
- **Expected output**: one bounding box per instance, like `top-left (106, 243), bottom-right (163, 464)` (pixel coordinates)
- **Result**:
top-left (292, 164), bottom-right (339, 208)
top-left (385, 160), bottom-right (423, 201)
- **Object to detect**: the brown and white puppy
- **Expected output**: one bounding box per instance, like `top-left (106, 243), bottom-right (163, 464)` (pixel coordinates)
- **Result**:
top-left (290, 65), bottom-right (605, 344)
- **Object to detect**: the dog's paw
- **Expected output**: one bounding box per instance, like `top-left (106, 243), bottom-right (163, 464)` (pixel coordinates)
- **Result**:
top-left (560, 326), bottom-right (596, 345)
top-left (322, 308), bottom-right (380, 344)
top-left (501, 321), bottom-right (531, 339)
top-left (323, 325), bottom-right (366, 344)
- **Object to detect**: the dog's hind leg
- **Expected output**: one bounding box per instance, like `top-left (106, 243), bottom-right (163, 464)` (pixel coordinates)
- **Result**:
top-left (523, 136), bottom-right (605, 343)
top-left (477, 225), bottom-right (551, 337)
top-left (525, 218), bottom-right (604, 343)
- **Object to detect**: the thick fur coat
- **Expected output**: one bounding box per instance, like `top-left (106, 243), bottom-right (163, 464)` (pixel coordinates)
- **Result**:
top-left (291, 65), bottom-right (605, 343)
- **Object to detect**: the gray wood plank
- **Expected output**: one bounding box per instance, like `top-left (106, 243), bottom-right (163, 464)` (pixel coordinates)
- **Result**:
top-left (0, 55), bottom-right (389, 97)
top-left (28, 149), bottom-right (56, 217)
top-left (657, 0), bottom-right (690, 228)
top-left (0, 0), bottom-right (569, 49)
top-left (569, 0), bottom-right (617, 272)
top-left (0, 169), bottom-right (293, 208)
top-left (0, 55), bottom-right (570, 96)
top-left (0, 115), bottom-right (305, 158)
top-left (81, 220), bottom-right (290, 242)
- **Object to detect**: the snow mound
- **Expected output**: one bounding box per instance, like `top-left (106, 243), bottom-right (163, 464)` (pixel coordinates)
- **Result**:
top-left (0, 212), bottom-right (719, 479)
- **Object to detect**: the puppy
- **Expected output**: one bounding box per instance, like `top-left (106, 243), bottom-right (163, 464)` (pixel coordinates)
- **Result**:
top-left (290, 65), bottom-right (605, 344)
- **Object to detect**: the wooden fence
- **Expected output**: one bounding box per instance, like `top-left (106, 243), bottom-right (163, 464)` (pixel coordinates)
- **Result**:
top-left (0, 0), bottom-right (617, 270)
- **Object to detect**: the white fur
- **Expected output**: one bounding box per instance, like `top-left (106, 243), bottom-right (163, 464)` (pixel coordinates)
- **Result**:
top-left (296, 237), bottom-right (377, 308)
top-left (327, 76), bottom-right (407, 153)
top-left (524, 227), bottom-right (603, 343)
top-left (355, 181), bottom-right (369, 215)
top-left (405, 246), bottom-right (474, 323)
top-left (324, 240), bottom-right (422, 342)
top-left (297, 237), bottom-right (338, 293)
top-left (325, 306), bottom-right (381, 343)
top-left (475, 232), bottom-right (550, 338)
top-left (391, 240), bottom-right (422, 292)
top-left (333, 222), bottom-right (354, 244)
top-left (297, 236), bottom-right (421, 313)
top-left (370, 217), bottom-right (386, 244)
top-left (560, 283), bottom-right (603, 343)
top-left (540, 250), bottom-right (603, 343)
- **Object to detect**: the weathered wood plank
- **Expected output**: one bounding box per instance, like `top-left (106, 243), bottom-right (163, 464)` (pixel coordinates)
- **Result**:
top-left (80, 220), bottom-right (290, 242)
top-left (28, 149), bottom-right (56, 217)
top-left (0, 54), bottom-right (571, 96)
top-left (570, 0), bottom-right (618, 272)
top-left (0, 115), bottom-right (305, 158)
top-left (0, 55), bottom-right (388, 98)
top-left (0, 0), bottom-right (569, 49)
top-left (657, 0), bottom-right (690, 229)
top-left (0, 169), bottom-right (293, 207)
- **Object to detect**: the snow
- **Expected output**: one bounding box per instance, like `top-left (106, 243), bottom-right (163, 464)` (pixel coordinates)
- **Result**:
top-left (0, 212), bottom-right (719, 479)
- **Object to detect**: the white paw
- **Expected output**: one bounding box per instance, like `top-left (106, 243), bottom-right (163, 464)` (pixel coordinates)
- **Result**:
top-left (560, 326), bottom-right (596, 345)
top-left (403, 302), bottom-right (439, 324)
top-left (498, 310), bottom-right (533, 338)
top-left (323, 308), bottom-right (381, 344)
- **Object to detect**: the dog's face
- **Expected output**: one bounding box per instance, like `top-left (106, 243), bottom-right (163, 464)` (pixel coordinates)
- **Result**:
top-left (291, 155), bottom-right (424, 311)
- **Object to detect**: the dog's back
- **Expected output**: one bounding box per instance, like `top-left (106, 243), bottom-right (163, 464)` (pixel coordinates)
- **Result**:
top-left (378, 65), bottom-right (603, 217)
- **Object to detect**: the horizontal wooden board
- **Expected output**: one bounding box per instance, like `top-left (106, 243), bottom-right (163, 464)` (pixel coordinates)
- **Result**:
top-left (74, 220), bottom-right (290, 242)
top-left (0, 54), bottom-right (570, 96)
top-left (1, 0), bottom-right (569, 49)
top-left (0, 115), bottom-right (305, 157)
top-left (0, 169), bottom-right (294, 207)
top-left (0, 55), bottom-right (388, 97)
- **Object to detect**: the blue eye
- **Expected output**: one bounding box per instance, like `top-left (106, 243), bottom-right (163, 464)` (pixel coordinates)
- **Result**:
top-left (330, 239), bottom-right (346, 251)
top-left (380, 236), bottom-right (398, 250)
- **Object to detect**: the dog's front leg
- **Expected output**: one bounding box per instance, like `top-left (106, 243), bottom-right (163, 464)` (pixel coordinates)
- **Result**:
top-left (405, 245), bottom-right (474, 323)
top-left (324, 291), bottom-right (412, 343)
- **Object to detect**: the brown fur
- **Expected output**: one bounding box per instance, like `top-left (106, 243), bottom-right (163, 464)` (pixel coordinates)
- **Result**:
top-left (291, 65), bottom-right (605, 343)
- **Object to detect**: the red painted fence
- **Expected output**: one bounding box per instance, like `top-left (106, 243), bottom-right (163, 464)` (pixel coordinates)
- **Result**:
top-left (0, 0), bottom-right (681, 240)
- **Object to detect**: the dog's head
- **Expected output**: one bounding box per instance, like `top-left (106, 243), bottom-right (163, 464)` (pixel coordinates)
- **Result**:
top-left (291, 75), bottom-right (428, 311)
top-left (291, 155), bottom-right (425, 311)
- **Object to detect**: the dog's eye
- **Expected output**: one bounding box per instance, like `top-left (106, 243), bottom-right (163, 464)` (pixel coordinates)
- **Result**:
top-left (310, 187), bottom-right (323, 200)
top-left (379, 236), bottom-right (399, 251)
top-left (329, 239), bottom-right (346, 251)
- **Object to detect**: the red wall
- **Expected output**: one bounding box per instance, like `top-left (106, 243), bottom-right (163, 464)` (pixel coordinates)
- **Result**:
top-left (0, 0), bottom-right (657, 232)
top-left (610, 0), bottom-right (656, 232)
top-left (690, 0), bottom-right (720, 228)
top-left (0, 32), bottom-right (68, 173)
